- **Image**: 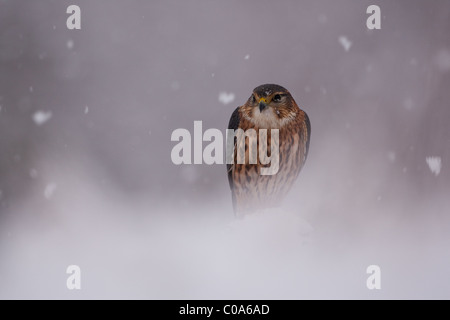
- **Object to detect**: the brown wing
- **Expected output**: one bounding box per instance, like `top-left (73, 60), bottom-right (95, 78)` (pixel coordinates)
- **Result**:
top-left (303, 110), bottom-right (311, 164)
top-left (227, 106), bottom-right (241, 213)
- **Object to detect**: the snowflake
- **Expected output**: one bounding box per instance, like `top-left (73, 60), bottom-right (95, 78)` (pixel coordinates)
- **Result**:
top-left (44, 183), bottom-right (57, 199)
top-left (218, 92), bottom-right (235, 105)
top-left (339, 36), bottom-right (352, 52)
top-left (33, 111), bottom-right (52, 126)
top-left (426, 156), bottom-right (442, 176)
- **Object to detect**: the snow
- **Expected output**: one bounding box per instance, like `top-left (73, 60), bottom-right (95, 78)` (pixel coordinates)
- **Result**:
top-left (29, 86), bottom-right (33, 93)
top-left (218, 92), bottom-right (235, 105)
top-left (244, 54), bottom-right (250, 60)
top-left (44, 183), bottom-right (57, 200)
top-left (29, 169), bottom-right (38, 179)
top-left (67, 39), bottom-right (74, 50)
top-left (32, 111), bottom-right (52, 126)
top-left (338, 36), bottom-right (352, 52)
top-left (229, 208), bottom-right (313, 247)
top-left (435, 49), bottom-right (450, 72)
top-left (84, 106), bottom-right (89, 114)
top-left (426, 156), bottom-right (442, 176)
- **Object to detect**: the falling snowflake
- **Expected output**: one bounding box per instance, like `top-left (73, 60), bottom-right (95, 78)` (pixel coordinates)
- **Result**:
top-left (44, 182), bottom-right (57, 200)
top-left (67, 39), bottom-right (74, 49)
top-left (426, 156), bottom-right (442, 176)
top-left (435, 49), bottom-right (450, 72)
top-left (29, 169), bottom-right (38, 179)
top-left (44, 183), bottom-right (57, 199)
top-left (244, 54), bottom-right (250, 60)
top-left (338, 36), bottom-right (352, 52)
top-left (387, 151), bottom-right (396, 163)
top-left (84, 106), bottom-right (89, 114)
top-left (33, 111), bottom-right (52, 126)
top-left (218, 92), bottom-right (235, 105)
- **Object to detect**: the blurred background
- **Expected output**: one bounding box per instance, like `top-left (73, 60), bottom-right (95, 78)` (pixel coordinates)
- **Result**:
top-left (0, 0), bottom-right (449, 299)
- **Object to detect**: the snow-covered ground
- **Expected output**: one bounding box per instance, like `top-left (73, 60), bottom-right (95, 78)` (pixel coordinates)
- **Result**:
top-left (0, 162), bottom-right (448, 300)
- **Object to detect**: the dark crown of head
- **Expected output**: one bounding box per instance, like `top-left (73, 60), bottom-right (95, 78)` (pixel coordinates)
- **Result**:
top-left (253, 84), bottom-right (289, 97)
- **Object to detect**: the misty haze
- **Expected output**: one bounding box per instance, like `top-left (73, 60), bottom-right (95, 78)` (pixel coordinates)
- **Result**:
top-left (0, 0), bottom-right (449, 299)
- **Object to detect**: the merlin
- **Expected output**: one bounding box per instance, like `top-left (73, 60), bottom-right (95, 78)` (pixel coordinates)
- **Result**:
top-left (227, 84), bottom-right (311, 216)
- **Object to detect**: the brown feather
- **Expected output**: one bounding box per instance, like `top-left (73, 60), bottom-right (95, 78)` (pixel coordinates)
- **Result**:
top-left (228, 84), bottom-right (310, 216)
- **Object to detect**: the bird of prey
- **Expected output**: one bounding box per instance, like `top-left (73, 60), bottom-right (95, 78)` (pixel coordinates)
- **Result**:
top-left (227, 84), bottom-right (310, 216)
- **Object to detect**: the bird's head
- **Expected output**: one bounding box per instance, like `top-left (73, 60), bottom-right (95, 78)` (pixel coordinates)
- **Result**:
top-left (242, 84), bottom-right (299, 129)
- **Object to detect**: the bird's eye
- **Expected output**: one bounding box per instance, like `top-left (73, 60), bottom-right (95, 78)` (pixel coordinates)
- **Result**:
top-left (273, 94), bottom-right (282, 102)
top-left (251, 95), bottom-right (256, 103)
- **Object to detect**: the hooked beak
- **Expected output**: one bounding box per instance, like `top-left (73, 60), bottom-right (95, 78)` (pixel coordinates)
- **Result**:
top-left (259, 98), bottom-right (267, 112)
